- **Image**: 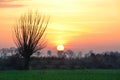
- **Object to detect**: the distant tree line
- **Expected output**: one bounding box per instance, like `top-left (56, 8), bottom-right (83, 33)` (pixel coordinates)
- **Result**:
top-left (0, 48), bottom-right (120, 70)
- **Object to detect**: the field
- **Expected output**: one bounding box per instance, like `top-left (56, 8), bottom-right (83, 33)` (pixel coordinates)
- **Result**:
top-left (0, 69), bottom-right (120, 80)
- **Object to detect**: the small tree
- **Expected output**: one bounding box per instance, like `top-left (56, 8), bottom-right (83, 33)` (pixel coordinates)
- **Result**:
top-left (47, 50), bottom-right (52, 57)
top-left (14, 11), bottom-right (49, 70)
top-left (65, 49), bottom-right (74, 58)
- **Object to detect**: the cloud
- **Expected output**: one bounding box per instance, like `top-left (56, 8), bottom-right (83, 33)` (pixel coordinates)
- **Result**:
top-left (0, 0), bottom-right (24, 8)
top-left (0, 4), bottom-right (23, 8)
top-left (0, 0), bottom-right (16, 2)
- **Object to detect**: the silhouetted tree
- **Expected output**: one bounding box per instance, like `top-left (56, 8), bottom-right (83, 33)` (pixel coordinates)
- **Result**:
top-left (65, 50), bottom-right (74, 58)
top-left (14, 11), bottom-right (49, 70)
top-left (9, 47), bottom-right (16, 56)
top-left (36, 51), bottom-right (41, 57)
top-left (47, 50), bottom-right (52, 57)
top-left (77, 51), bottom-right (82, 59)
top-left (0, 48), bottom-right (7, 59)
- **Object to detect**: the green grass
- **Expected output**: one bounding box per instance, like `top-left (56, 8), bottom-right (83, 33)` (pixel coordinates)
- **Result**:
top-left (0, 69), bottom-right (120, 80)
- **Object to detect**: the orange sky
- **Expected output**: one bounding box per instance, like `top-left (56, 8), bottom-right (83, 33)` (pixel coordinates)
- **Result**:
top-left (0, 0), bottom-right (120, 52)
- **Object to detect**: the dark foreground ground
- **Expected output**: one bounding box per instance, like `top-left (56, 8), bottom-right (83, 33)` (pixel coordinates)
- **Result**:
top-left (0, 69), bottom-right (120, 80)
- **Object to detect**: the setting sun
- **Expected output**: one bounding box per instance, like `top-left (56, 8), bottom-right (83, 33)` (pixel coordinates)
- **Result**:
top-left (57, 44), bottom-right (64, 51)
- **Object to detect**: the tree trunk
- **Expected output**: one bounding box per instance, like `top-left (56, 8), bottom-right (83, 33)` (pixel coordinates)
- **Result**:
top-left (23, 57), bottom-right (30, 70)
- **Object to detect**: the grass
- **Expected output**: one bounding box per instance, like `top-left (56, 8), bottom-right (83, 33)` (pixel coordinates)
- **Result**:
top-left (0, 69), bottom-right (120, 80)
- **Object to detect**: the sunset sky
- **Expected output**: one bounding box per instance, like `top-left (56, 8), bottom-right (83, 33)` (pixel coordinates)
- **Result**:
top-left (0, 0), bottom-right (120, 53)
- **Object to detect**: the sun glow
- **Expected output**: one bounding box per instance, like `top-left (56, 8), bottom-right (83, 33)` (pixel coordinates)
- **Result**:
top-left (57, 44), bottom-right (64, 51)
top-left (0, 0), bottom-right (120, 52)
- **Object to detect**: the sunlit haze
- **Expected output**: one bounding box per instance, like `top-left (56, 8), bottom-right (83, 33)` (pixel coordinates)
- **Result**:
top-left (0, 0), bottom-right (120, 53)
top-left (57, 45), bottom-right (64, 51)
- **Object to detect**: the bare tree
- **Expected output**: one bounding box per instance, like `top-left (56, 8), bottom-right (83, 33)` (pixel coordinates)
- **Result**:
top-left (65, 49), bottom-right (74, 59)
top-left (14, 11), bottom-right (49, 70)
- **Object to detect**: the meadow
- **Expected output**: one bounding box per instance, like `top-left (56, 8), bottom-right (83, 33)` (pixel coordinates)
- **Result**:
top-left (0, 69), bottom-right (120, 80)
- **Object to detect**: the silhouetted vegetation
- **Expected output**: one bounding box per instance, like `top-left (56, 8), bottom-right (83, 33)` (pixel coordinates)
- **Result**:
top-left (13, 11), bottom-right (49, 70)
top-left (0, 48), bottom-right (120, 70)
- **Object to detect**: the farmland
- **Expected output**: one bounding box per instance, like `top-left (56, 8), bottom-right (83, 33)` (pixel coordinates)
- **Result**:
top-left (0, 69), bottom-right (120, 80)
